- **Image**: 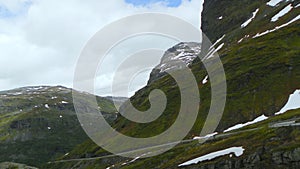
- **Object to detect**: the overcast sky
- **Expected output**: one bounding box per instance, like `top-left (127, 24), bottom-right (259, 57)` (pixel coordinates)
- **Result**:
top-left (0, 0), bottom-right (203, 97)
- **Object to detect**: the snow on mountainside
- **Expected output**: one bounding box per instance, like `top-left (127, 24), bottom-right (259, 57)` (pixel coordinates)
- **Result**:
top-left (267, 0), bottom-right (285, 7)
top-left (148, 42), bottom-right (201, 84)
top-left (10, 0), bottom-right (300, 168)
top-left (253, 14), bottom-right (300, 38)
top-left (0, 85), bottom-right (118, 166)
top-left (241, 8), bottom-right (259, 28)
top-left (178, 147), bottom-right (245, 167)
top-left (157, 42), bottom-right (201, 72)
top-left (202, 0), bottom-right (300, 45)
top-left (271, 4), bottom-right (293, 22)
top-left (276, 90), bottom-right (300, 115)
top-left (223, 89), bottom-right (300, 132)
top-left (0, 86), bottom-right (71, 96)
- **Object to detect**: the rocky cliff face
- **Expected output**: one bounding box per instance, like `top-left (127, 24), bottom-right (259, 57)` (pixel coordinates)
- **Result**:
top-left (201, 0), bottom-right (267, 42)
top-left (148, 42), bottom-right (201, 84)
top-left (185, 147), bottom-right (300, 169)
top-left (182, 124), bottom-right (300, 169)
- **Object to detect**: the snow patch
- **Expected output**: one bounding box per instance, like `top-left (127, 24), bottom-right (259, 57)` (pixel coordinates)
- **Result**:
top-left (11, 92), bottom-right (23, 95)
top-left (241, 9), bottom-right (259, 28)
top-left (202, 75), bottom-right (209, 84)
top-left (193, 132), bottom-right (218, 140)
top-left (118, 152), bottom-right (152, 167)
top-left (129, 152), bottom-right (151, 164)
top-left (224, 115), bottom-right (268, 132)
top-left (271, 4), bottom-right (293, 22)
top-left (215, 43), bottom-right (225, 52)
top-left (45, 104), bottom-right (50, 109)
top-left (178, 147), bottom-right (245, 167)
top-left (209, 35), bottom-right (225, 50)
top-left (238, 35), bottom-right (250, 43)
top-left (47, 127), bottom-right (51, 130)
top-left (218, 16), bottom-right (223, 20)
top-left (205, 42), bottom-right (225, 60)
top-left (238, 38), bottom-right (244, 43)
top-left (275, 90), bottom-right (300, 115)
top-left (253, 14), bottom-right (300, 38)
top-left (106, 165), bottom-right (115, 169)
top-left (296, 4), bottom-right (300, 8)
top-left (267, 0), bottom-right (284, 7)
top-left (61, 101), bottom-right (68, 104)
top-left (59, 115), bottom-right (63, 118)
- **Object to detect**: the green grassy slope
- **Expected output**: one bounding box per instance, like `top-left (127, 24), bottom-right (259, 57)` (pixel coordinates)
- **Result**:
top-left (0, 86), bottom-right (117, 167)
top-left (114, 16), bottom-right (300, 138)
top-left (46, 0), bottom-right (300, 168)
top-left (46, 108), bottom-right (300, 169)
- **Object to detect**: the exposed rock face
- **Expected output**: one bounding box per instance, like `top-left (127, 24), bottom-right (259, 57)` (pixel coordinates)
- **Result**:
top-left (201, 0), bottom-right (264, 42)
top-left (272, 148), bottom-right (300, 166)
top-left (184, 148), bottom-right (300, 169)
top-left (181, 125), bottom-right (300, 169)
top-left (148, 42), bottom-right (201, 84)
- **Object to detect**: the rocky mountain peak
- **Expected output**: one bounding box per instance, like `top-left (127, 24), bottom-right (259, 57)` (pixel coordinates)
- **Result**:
top-left (147, 42), bottom-right (201, 84)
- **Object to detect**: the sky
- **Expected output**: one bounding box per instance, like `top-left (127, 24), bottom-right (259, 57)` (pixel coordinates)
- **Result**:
top-left (125, 0), bottom-right (183, 7)
top-left (0, 0), bottom-right (203, 97)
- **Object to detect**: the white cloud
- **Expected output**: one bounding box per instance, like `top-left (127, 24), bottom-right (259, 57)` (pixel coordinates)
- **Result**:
top-left (0, 0), bottom-right (203, 96)
top-left (0, 0), bottom-right (30, 13)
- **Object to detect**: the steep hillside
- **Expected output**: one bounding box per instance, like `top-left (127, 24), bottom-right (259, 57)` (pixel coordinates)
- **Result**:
top-left (198, 0), bottom-right (300, 131)
top-left (0, 86), bottom-right (117, 167)
top-left (202, 0), bottom-right (300, 43)
top-left (46, 108), bottom-right (300, 169)
top-left (21, 0), bottom-right (300, 168)
top-left (114, 0), bottom-right (300, 137)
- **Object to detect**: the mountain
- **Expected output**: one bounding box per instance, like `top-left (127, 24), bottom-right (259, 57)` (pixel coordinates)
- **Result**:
top-left (147, 42), bottom-right (201, 84)
top-left (0, 86), bottom-right (118, 167)
top-left (45, 99), bottom-right (300, 169)
top-left (3, 0), bottom-right (300, 168)
top-left (44, 0), bottom-right (300, 168)
top-left (115, 0), bottom-right (300, 136)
